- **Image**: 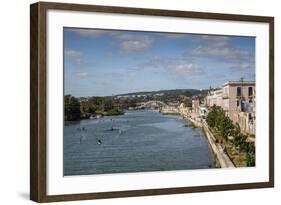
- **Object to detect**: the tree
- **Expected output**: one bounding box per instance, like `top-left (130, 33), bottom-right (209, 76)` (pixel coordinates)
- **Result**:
top-left (128, 99), bottom-right (137, 108)
top-left (207, 105), bottom-right (224, 126)
top-left (218, 116), bottom-right (233, 140)
top-left (103, 98), bottom-right (114, 111)
top-left (206, 105), bottom-right (218, 128)
top-left (206, 104), bottom-right (256, 167)
top-left (64, 95), bottom-right (81, 121)
top-left (207, 105), bottom-right (234, 141)
top-left (246, 143), bottom-right (255, 166)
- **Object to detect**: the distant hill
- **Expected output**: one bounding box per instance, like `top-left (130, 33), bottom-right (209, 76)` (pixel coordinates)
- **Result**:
top-left (115, 89), bottom-right (205, 97)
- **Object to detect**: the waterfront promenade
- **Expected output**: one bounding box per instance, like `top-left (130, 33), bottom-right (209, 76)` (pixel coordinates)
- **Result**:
top-left (145, 100), bottom-right (236, 168)
top-left (182, 114), bottom-right (235, 168)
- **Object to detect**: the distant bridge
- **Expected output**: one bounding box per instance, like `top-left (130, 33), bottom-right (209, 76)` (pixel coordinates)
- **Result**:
top-left (137, 101), bottom-right (168, 109)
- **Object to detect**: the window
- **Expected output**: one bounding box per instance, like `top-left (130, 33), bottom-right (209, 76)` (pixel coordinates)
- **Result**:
top-left (237, 87), bottom-right (241, 97)
top-left (248, 87), bottom-right (253, 96)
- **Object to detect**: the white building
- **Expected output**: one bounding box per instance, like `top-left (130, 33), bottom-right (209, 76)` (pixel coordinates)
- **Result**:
top-left (205, 80), bottom-right (255, 135)
top-left (206, 89), bottom-right (223, 107)
top-left (222, 81), bottom-right (255, 120)
top-left (199, 105), bottom-right (207, 117)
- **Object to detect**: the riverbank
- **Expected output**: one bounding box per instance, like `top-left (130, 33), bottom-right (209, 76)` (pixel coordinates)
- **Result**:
top-left (183, 115), bottom-right (235, 168)
top-left (95, 109), bottom-right (124, 116)
top-left (78, 109), bottom-right (125, 120)
top-left (161, 111), bottom-right (180, 115)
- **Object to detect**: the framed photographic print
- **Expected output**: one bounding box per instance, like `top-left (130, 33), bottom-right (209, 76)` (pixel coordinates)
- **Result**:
top-left (30, 1), bottom-right (274, 202)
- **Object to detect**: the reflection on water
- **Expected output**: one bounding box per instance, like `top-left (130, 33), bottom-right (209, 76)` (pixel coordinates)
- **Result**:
top-left (64, 110), bottom-right (214, 176)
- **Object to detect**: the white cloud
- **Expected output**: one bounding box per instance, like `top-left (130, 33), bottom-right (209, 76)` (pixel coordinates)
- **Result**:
top-left (64, 48), bottom-right (98, 68)
top-left (157, 32), bottom-right (191, 39)
top-left (66, 28), bottom-right (154, 53)
top-left (73, 58), bottom-right (83, 65)
top-left (75, 72), bottom-right (89, 78)
top-left (229, 62), bottom-right (255, 71)
top-left (192, 46), bottom-right (252, 61)
top-left (199, 35), bottom-right (230, 47)
top-left (117, 35), bottom-right (153, 52)
top-left (64, 50), bottom-right (86, 67)
top-left (174, 63), bottom-right (203, 75)
top-left (66, 28), bottom-right (119, 37)
top-left (64, 50), bottom-right (81, 57)
top-left (135, 56), bottom-right (204, 76)
top-left (189, 35), bottom-right (255, 72)
top-left (164, 33), bottom-right (187, 39)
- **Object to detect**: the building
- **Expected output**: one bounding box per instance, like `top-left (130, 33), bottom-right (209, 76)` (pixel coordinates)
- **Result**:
top-left (192, 98), bottom-right (200, 114)
top-left (178, 103), bottom-right (190, 117)
top-left (206, 89), bottom-right (223, 107)
top-left (198, 104), bottom-right (207, 118)
top-left (222, 80), bottom-right (255, 120)
top-left (236, 111), bottom-right (255, 135)
top-left (205, 80), bottom-right (255, 135)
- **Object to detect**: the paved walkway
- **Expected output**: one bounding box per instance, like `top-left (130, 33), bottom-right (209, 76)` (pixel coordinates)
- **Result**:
top-left (186, 116), bottom-right (235, 168)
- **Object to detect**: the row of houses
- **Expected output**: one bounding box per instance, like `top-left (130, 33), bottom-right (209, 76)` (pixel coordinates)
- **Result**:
top-left (192, 80), bottom-right (256, 135)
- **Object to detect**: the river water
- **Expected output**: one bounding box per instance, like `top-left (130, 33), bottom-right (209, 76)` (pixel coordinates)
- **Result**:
top-left (64, 110), bottom-right (214, 176)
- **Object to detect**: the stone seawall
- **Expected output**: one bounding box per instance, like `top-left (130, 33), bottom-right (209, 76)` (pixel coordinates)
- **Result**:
top-left (186, 116), bottom-right (235, 168)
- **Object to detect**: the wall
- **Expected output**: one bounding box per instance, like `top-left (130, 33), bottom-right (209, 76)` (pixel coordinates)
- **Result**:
top-left (0, 0), bottom-right (280, 205)
top-left (207, 90), bottom-right (223, 107)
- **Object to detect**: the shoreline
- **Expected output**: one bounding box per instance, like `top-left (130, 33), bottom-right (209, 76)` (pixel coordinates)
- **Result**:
top-left (182, 114), bottom-right (235, 168)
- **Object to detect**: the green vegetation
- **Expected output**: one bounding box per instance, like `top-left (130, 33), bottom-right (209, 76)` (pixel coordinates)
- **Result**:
top-left (117, 89), bottom-right (208, 104)
top-left (206, 105), bottom-right (234, 140)
top-left (79, 96), bottom-right (127, 118)
top-left (64, 95), bottom-right (134, 121)
top-left (206, 105), bottom-right (255, 167)
top-left (64, 95), bottom-right (81, 121)
top-left (64, 88), bottom-right (206, 121)
top-left (95, 108), bottom-right (124, 116)
top-left (161, 112), bottom-right (180, 115)
top-left (64, 89), bottom-right (208, 121)
top-left (184, 123), bottom-right (197, 128)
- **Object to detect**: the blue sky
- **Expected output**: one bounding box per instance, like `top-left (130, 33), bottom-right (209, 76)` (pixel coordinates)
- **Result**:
top-left (64, 28), bottom-right (255, 97)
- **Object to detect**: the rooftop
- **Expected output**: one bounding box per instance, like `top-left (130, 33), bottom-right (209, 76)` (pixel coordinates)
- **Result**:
top-left (223, 80), bottom-right (255, 87)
